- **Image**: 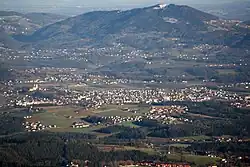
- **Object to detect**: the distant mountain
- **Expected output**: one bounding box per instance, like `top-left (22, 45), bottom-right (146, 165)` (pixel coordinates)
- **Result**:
top-left (0, 11), bottom-right (67, 35)
top-left (24, 13), bottom-right (67, 27)
top-left (0, 11), bottom-right (66, 48)
top-left (198, 1), bottom-right (250, 21)
top-left (0, 11), bottom-right (23, 17)
top-left (244, 20), bottom-right (250, 25)
top-left (15, 4), bottom-right (218, 48)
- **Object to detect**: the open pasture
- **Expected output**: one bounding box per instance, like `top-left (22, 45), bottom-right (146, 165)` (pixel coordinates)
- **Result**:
top-left (92, 104), bottom-right (150, 117)
top-left (166, 154), bottom-right (220, 166)
top-left (26, 104), bottom-right (149, 133)
top-left (26, 106), bottom-right (95, 132)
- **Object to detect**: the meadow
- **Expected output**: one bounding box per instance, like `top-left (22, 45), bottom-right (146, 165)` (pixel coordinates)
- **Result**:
top-left (27, 104), bottom-right (150, 133)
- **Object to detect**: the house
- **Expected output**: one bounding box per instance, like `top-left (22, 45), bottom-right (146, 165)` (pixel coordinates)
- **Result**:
top-left (137, 162), bottom-right (191, 167)
top-left (72, 122), bottom-right (90, 128)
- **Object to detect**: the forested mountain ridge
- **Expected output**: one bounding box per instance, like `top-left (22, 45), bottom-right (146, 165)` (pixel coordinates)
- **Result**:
top-left (15, 4), bottom-right (220, 49)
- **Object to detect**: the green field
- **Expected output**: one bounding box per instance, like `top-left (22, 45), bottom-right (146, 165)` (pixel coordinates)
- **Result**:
top-left (121, 121), bottom-right (140, 128)
top-left (97, 145), bottom-right (156, 155)
top-left (168, 144), bottom-right (191, 148)
top-left (175, 135), bottom-right (212, 141)
top-left (166, 154), bottom-right (220, 166)
top-left (27, 106), bottom-right (95, 132)
top-left (50, 125), bottom-right (105, 134)
top-left (217, 69), bottom-right (237, 75)
top-left (28, 104), bottom-right (149, 133)
top-left (0, 95), bottom-right (6, 105)
top-left (35, 112), bottom-right (73, 128)
top-left (92, 104), bottom-right (150, 116)
top-left (69, 82), bottom-right (134, 90)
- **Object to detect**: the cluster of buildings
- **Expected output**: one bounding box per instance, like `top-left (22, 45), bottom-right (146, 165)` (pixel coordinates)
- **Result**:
top-left (23, 121), bottom-right (56, 132)
top-left (0, 15), bottom-right (35, 35)
top-left (6, 82), bottom-right (246, 110)
top-left (205, 19), bottom-right (242, 32)
top-left (15, 97), bottom-right (62, 107)
top-left (193, 44), bottom-right (227, 52)
top-left (16, 67), bottom-right (131, 86)
top-left (215, 137), bottom-right (233, 143)
top-left (205, 63), bottom-right (248, 67)
top-left (95, 105), bottom-right (191, 126)
top-left (165, 87), bottom-right (241, 102)
top-left (135, 162), bottom-right (191, 167)
top-left (54, 89), bottom-right (166, 111)
top-left (7, 85), bottom-right (165, 108)
top-left (219, 82), bottom-right (250, 89)
top-left (90, 89), bottom-right (164, 105)
top-left (146, 105), bottom-right (191, 124)
top-left (177, 53), bottom-right (209, 61)
top-left (24, 45), bottom-right (146, 67)
top-left (100, 115), bottom-right (143, 125)
top-left (68, 161), bottom-right (191, 167)
top-left (150, 105), bottom-right (188, 114)
top-left (231, 101), bottom-right (250, 108)
top-left (2, 68), bottom-right (248, 111)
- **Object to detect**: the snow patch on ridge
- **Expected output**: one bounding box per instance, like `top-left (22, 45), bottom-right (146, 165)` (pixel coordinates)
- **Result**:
top-left (153, 4), bottom-right (167, 10)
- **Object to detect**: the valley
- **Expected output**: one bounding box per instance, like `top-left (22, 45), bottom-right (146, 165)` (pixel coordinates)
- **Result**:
top-left (0, 3), bottom-right (250, 167)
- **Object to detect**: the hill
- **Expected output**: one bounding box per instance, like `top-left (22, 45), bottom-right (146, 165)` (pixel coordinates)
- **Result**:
top-left (0, 11), bottom-right (23, 17)
top-left (0, 11), bottom-right (66, 35)
top-left (233, 33), bottom-right (250, 48)
top-left (0, 11), bottom-right (66, 48)
top-left (0, 62), bottom-right (14, 81)
top-left (15, 4), bottom-right (219, 49)
top-left (0, 29), bottom-right (21, 49)
top-left (24, 13), bottom-right (67, 27)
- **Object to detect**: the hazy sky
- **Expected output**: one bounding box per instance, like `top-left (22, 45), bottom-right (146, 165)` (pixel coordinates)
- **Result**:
top-left (0, 0), bottom-right (241, 15)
